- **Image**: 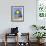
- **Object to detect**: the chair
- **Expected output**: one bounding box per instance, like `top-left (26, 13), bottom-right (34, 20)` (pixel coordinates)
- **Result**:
top-left (4, 27), bottom-right (19, 46)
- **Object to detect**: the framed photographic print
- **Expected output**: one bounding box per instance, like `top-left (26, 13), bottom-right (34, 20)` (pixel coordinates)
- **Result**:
top-left (37, 0), bottom-right (46, 19)
top-left (11, 6), bottom-right (24, 22)
top-left (36, 0), bottom-right (46, 26)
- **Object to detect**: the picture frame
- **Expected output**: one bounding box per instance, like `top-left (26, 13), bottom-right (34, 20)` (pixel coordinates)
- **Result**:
top-left (36, 0), bottom-right (46, 26)
top-left (11, 6), bottom-right (24, 22)
top-left (37, 0), bottom-right (46, 19)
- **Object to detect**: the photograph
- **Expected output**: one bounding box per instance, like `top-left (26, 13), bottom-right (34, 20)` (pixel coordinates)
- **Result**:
top-left (11, 6), bottom-right (24, 22)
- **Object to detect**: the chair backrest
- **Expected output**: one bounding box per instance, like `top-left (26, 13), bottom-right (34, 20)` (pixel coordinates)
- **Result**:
top-left (11, 27), bottom-right (18, 34)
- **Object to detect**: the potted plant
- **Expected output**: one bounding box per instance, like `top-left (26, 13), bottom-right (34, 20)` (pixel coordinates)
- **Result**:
top-left (33, 32), bottom-right (46, 43)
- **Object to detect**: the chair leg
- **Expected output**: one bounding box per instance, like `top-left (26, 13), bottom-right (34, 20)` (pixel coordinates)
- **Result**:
top-left (16, 34), bottom-right (18, 46)
top-left (4, 41), bottom-right (7, 46)
top-left (4, 33), bottom-right (7, 46)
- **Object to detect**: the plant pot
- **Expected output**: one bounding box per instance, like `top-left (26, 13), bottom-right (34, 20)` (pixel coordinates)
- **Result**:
top-left (40, 38), bottom-right (45, 43)
top-left (37, 39), bottom-right (45, 44)
top-left (37, 39), bottom-right (40, 43)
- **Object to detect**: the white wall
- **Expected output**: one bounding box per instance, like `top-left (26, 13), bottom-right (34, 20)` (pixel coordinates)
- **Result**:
top-left (0, 0), bottom-right (37, 42)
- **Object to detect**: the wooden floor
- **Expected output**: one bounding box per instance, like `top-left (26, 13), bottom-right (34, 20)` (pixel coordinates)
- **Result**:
top-left (0, 42), bottom-right (46, 46)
